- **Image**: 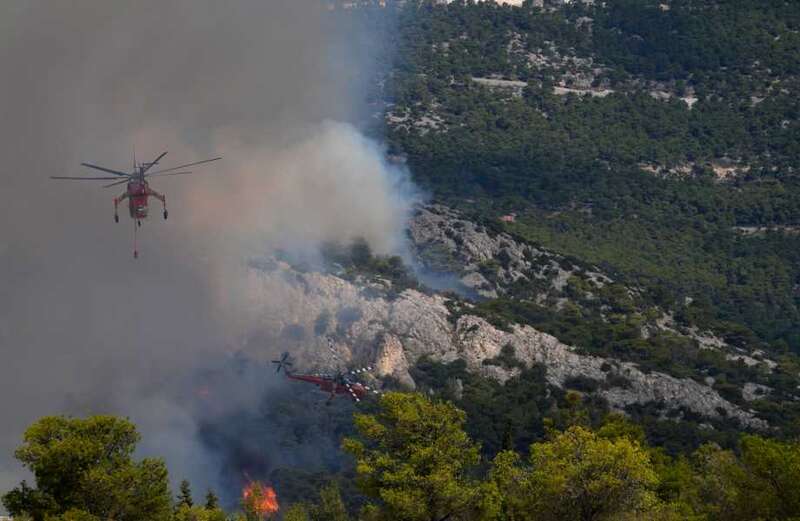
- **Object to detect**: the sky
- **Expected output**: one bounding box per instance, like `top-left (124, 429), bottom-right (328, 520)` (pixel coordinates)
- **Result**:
top-left (0, 0), bottom-right (410, 499)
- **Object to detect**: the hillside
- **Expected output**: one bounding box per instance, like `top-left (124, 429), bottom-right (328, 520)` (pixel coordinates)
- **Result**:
top-left (371, 0), bottom-right (800, 378)
top-left (315, 0), bottom-right (800, 450)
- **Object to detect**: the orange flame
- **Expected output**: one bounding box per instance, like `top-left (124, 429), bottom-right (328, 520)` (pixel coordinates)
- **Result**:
top-left (242, 481), bottom-right (279, 517)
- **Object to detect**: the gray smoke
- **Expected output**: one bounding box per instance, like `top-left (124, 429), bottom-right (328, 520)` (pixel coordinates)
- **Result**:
top-left (0, 0), bottom-right (409, 503)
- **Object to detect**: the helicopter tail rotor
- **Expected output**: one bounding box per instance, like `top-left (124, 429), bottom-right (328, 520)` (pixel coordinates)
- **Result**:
top-left (271, 352), bottom-right (294, 374)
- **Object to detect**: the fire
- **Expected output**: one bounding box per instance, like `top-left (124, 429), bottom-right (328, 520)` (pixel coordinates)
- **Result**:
top-left (242, 481), bottom-right (279, 517)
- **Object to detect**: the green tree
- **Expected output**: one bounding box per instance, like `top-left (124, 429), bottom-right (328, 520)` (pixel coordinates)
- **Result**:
top-left (597, 412), bottom-right (647, 445)
top-left (739, 435), bottom-right (800, 519)
top-left (204, 489), bottom-right (220, 510)
top-left (688, 443), bottom-right (751, 520)
top-left (177, 480), bottom-right (194, 509)
top-left (54, 510), bottom-right (100, 521)
top-left (343, 392), bottom-right (499, 521)
top-left (349, 238), bottom-right (373, 268)
top-left (283, 504), bottom-right (311, 521)
top-left (282, 483), bottom-right (349, 521)
top-left (174, 504), bottom-right (226, 521)
top-left (689, 436), bottom-right (800, 520)
top-left (1, 415), bottom-right (172, 521)
top-left (492, 426), bottom-right (659, 521)
top-left (308, 483), bottom-right (349, 521)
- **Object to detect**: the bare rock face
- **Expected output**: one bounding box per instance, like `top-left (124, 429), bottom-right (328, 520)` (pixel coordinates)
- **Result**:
top-left (601, 372), bottom-right (764, 428)
top-left (243, 260), bottom-right (454, 373)
top-left (375, 334), bottom-right (415, 389)
top-left (245, 260), bottom-right (766, 430)
top-left (742, 382), bottom-right (772, 402)
top-left (408, 205), bottom-right (577, 299)
top-left (452, 315), bottom-right (766, 429)
top-left (387, 290), bottom-right (455, 362)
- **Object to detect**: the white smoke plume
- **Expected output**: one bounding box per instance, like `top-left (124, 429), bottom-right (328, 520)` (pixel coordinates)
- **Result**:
top-left (0, 0), bottom-right (410, 502)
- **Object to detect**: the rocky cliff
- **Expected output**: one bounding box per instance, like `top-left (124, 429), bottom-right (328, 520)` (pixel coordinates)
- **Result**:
top-left (408, 204), bottom-right (596, 299)
top-left (245, 254), bottom-right (766, 430)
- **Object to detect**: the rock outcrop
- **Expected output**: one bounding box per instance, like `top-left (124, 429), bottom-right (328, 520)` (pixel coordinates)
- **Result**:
top-left (246, 259), bottom-right (766, 430)
top-left (408, 205), bottom-right (590, 299)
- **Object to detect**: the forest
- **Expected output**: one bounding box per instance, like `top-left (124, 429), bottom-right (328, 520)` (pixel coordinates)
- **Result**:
top-left (368, 0), bottom-right (800, 497)
top-left (377, 0), bottom-right (800, 358)
top-left (5, 394), bottom-right (800, 520)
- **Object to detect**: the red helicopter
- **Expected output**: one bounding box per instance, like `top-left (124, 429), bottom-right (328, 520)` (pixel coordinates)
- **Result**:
top-left (271, 338), bottom-right (380, 403)
top-left (51, 151), bottom-right (221, 258)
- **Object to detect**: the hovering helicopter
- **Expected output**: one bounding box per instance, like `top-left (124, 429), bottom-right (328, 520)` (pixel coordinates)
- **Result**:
top-left (50, 151), bottom-right (221, 258)
top-left (271, 337), bottom-right (380, 404)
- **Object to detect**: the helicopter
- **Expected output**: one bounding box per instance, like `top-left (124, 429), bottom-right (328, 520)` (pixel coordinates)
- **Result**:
top-left (271, 337), bottom-right (380, 404)
top-left (51, 151), bottom-right (221, 258)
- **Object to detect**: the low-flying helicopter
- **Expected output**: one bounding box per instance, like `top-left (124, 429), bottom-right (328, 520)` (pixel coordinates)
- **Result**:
top-left (51, 151), bottom-right (221, 258)
top-left (271, 338), bottom-right (380, 403)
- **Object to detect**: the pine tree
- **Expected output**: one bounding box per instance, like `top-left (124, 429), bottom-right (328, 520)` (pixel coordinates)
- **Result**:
top-left (343, 392), bottom-right (500, 521)
top-left (1, 415), bottom-right (172, 521)
top-left (205, 489), bottom-right (220, 510)
top-left (177, 479), bottom-right (193, 509)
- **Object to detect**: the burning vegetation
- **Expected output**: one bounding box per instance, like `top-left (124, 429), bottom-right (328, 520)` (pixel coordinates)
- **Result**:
top-left (242, 481), bottom-right (279, 519)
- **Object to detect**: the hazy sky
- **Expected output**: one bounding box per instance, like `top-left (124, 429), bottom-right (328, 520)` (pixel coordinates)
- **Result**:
top-left (0, 0), bottom-right (410, 498)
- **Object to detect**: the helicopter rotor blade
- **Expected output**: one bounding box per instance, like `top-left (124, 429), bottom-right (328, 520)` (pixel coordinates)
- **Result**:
top-left (102, 178), bottom-right (132, 189)
top-left (361, 383), bottom-right (381, 395)
top-left (140, 151), bottom-right (168, 174)
top-left (51, 176), bottom-right (127, 181)
top-left (344, 382), bottom-right (360, 403)
top-left (80, 163), bottom-right (130, 176)
top-left (271, 352), bottom-right (293, 373)
top-left (147, 157), bottom-right (221, 175)
top-left (144, 171), bottom-right (193, 178)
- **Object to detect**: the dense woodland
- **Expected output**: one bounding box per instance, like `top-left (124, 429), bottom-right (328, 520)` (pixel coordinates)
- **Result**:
top-left (380, 0), bottom-right (800, 355)
top-left (5, 397), bottom-right (800, 521)
top-left (365, 0), bottom-right (800, 513)
top-left (362, 0), bottom-right (800, 441)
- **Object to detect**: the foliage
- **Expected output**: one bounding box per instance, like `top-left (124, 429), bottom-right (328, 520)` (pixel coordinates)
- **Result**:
top-left (380, 0), bottom-right (800, 358)
top-left (304, 483), bottom-right (351, 521)
top-left (321, 239), bottom-right (419, 296)
top-left (5, 407), bottom-right (800, 521)
top-left (177, 479), bottom-right (193, 509)
top-left (343, 392), bottom-right (500, 521)
top-left (491, 426), bottom-right (659, 521)
top-left (344, 391), bottom-right (800, 520)
top-left (364, 0), bottom-right (800, 439)
top-left (410, 358), bottom-right (555, 456)
top-left (283, 504), bottom-right (312, 521)
top-left (173, 504), bottom-right (226, 521)
top-left (653, 436), bottom-right (800, 520)
top-left (204, 489), bottom-right (219, 511)
top-left (1, 415), bottom-right (172, 521)
top-left (282, 482), bottom-right (351, 521)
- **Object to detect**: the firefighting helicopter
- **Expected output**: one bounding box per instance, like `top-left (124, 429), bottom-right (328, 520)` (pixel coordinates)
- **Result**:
top-left (271, 337), bottom-right (381, 404)
top-left (50, 151), bottom-right (221, 258)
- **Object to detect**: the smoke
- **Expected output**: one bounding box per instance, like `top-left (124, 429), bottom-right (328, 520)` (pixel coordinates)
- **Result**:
top-left (0, 0), bottom-right (409, 504)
